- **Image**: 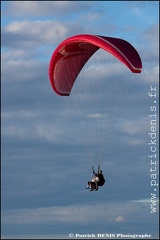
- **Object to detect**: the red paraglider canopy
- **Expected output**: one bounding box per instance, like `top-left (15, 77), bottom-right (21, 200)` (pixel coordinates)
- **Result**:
top-left (49, 34), bottom-right (142, 96)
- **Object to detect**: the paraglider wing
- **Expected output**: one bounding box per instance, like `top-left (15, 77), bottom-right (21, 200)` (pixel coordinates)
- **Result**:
top-left (49, 34), bottom-right (142, 96)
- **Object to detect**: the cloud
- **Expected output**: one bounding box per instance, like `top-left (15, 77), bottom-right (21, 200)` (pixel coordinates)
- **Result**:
top-left (1, 200), bottom-right (152, 225)
top-left (115, 215), bottom-right (125, 222)
top-left (119, 118), bottom-right (148, 136)
top-left (1, 2), bottom-right (159, 239)
top-left (3, 1), bottom-right (92, 17)
top-left (2, 20), bottom-right (68, 48)
top-left (1, 235), bottom-right (68, 239)
top-left (143, 24), bottom-right (159, 47)
top-left (141, 66), bottom-right (159, 82)
top-left (131, 199), bottom-right (154, 203)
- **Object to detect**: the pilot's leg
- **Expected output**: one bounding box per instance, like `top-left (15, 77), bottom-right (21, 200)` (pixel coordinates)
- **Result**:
top-left (95, 181), bottom-right (98, 191)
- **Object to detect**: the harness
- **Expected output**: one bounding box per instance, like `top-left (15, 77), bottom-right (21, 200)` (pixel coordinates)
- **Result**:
top-left (91, 176), bottom-right (100, 182)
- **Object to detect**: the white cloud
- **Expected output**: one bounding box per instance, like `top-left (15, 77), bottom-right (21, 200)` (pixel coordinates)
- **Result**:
top-left (143, 24), bottom-right (159, 48)
top-left (115, 215), bottom-right (125, 222)
top-left (131, 199), bottom-right (152, 203)
top-left (2, 115), bottom-right (64, 143)
top-left (2, 49), bottom-right (28, 61)
top-left (87, 113), bottom-right (103, 119)
top-left (120, 118), bottom-right (147, 135)
top-left (132, 6), bottom-right (144, 18)
top-left (2, 200), bottom-right (151, 225)
top-left (2, 59), bottom-right (46, 83)
top-left (3, 20), bottom-right (68, 46)
top-left (36, 125), bottom-right (62, 142)
top-left (141, 66), bottom-right (159, 83)
top-left (4, 1), bottom-right (91, 17)
top-left (1, 234), bottom-right (68, 239)
top-left (112, 117), bottom-right (153, 146)
top-left (140, 24), bottom-right (159, 65)
top-left (1, 2), bottom-right (159, 238)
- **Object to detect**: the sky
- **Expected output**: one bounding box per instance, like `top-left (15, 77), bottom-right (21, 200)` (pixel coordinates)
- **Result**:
top-left (1, 1), bottom-right (159, 239)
